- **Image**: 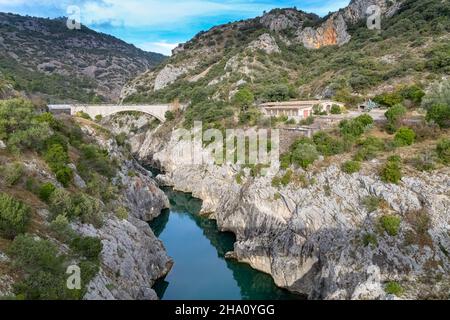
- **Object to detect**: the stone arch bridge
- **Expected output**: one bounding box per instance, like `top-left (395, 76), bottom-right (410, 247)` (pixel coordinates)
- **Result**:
top-left (48, 104), bottom-right (182, 122)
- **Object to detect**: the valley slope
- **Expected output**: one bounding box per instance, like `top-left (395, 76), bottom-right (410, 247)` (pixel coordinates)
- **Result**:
top-left (0, 13), bottom-right (166, 103)
top-left (121, 0), bottom-right (449, 106)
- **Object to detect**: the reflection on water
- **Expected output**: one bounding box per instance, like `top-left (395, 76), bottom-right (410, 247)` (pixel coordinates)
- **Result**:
top-left (150, 188), bottom-right (304, 300)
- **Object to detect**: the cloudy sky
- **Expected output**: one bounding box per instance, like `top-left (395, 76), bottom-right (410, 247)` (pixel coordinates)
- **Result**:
top-left (0, 0), bottom-right (350, 55)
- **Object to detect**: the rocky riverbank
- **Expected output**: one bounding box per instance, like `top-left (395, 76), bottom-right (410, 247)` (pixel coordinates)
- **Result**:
top-left (128, 125), bottom-right (450, 300)
top-left (0, 116), bottom-right (172, 300)
top-left (75, 120), bottom-right (172, 300)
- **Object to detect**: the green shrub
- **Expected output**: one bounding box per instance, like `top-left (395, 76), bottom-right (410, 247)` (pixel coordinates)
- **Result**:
top-left (385, 281), bottom-right (404, 297)
top-left (385, 104), bottom-right (407, 133)
top-left (380, 157), bottom-right (402, 184)
top-left (233, 88), bottom-right (254, 110)
top-left (399, 85), bottom-right (425, 106)
top-left (49, 190), bottom-right (104, 227)
top-left (75, 111), bottom-right (91, 120)
top-left (44, 133), bottom-right (68, 152)
top-left (363, 195), bottom-right (383, 213)
top-left (0, 99), bottom-right (51, 153)
top-left (341, 161), bottom-right (361, 174)
top-left (38, 182), bottom-right (56, 202)
top-left (271, 176), bottom-right (281, 188)
top-left (7, 234), bottom-right (76, 300)
top-left (1, 162), bottom-right (24, 187)
top-left (339, 114), bottom-right (374, 138)
top-left (299, 116), bottom-right (314, 125)
top-left (379, 215), bottom-right (401, 236)
top-left (49, 215), bottom-right (75, 242)
top-left (164, 110), bottom-right (175, 121)
top-left (184, 101), bottom-right (234, 129)
top-left (70, 236), bottom-right (103, 261)
top-left (291, 143), bottom-right (319, 169)
top-left (77, 144), bottom-right (116, 179)
top-left (0, 193), bottom-right (31, 239)
top-left (238, 107), bottom-right (262, 126)
top-left (115, 132), bottom-right (127, 147)
top-left (72, 193), bottom-right (104, 228)
top-left (436, 138), bottom-right (450, 164)
top-left (374, 92), bottom-right (403, 108)
top-left (313, 132), bottom-right (345, 156)
top-left (285, 118), bottom-right (296, 125)
top-left (44, 144), bottom-right (73, 187)
top-left (272, 170), bottom-right (294, 188)
top-left (330, 104), bottom-right (342, 114)
top-left (44, 144), bottom-right (68, 166)
top-left (362, 233), bottom-right (378, 248)
top-left (86, 173), bottom-right (118, 203)
top-left (394, 127), bottom-right (416, 146)
top-left (354, 136), bottom-right (385, 161)
top-left (426, 104), bottom-right (450, 128)
top-left (8, 234), bottom-right (64, 274)
top-left (115, 207), bottom-right (129, 220)
top-left (94, 115), bottom-right (103, 123)
top-left (49, 189), bottom-right (73, 220)
top-left (280, 170), bottom-right (293, 186)
top-left (55, 166), bottom-right (73, 187)
top-left (262, 84), bottom-right (295, 102)
top-left (279, 153), bottom-right (291, 170)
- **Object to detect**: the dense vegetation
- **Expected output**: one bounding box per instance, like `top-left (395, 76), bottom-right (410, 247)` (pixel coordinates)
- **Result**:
top-left (0, 98), bottom-right (124, 299)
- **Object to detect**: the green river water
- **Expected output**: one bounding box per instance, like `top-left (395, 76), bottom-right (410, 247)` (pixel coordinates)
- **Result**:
top-left (150, 188), bottom-right (303, 300)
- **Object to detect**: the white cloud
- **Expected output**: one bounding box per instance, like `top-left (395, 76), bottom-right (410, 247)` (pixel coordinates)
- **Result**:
top-left (137, 40), bottom-right (179, 55)
top-left (79, 0), bottom-right (252, 28)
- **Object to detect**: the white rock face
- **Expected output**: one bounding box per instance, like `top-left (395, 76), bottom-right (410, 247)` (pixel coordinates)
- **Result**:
top-left (74, 217), bottom-right (172, 300)
top-left (135, 130), bottom-right (450, 300)
top-left (0, 140), bottom-right (6, 149)
top-left (154, 64), bottom-right (194, 91)
top-left (247, 33), bottom-right (281, 54)
top-left (75, 121), bottom-right (172, 300)
top-left (68, 163), bottom-right (87, 189)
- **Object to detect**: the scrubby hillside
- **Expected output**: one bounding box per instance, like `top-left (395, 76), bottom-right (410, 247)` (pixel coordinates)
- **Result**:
top-left (121, 0), bottom-right (449, 109)
top-left (0, 99), bottom-right (171, 300)
top-left (0, 13), bottom-right (166, 103)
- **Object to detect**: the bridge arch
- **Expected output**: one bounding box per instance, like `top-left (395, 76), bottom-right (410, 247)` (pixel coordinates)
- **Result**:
top-left (70, 104), bottom-right (175, 122)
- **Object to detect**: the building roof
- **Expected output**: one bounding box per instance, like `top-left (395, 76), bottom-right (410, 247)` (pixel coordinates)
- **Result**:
top-left (260, 100), bottom-right (340, 108)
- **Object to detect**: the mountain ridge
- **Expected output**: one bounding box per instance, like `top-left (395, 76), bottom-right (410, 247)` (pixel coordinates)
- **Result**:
top-left (0, 12), bottom-right (166, 103)
top-left (121, 0), bottom-right (449, 107)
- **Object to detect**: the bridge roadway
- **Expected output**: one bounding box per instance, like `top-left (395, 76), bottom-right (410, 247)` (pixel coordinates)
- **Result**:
top-left (48, 104), bottom-right (180, 122)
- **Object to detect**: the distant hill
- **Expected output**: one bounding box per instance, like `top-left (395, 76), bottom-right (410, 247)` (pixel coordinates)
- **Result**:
top-left (0, 12), bottom-right (166, 103)
top-left (121, 0), bottom-right (449, 107)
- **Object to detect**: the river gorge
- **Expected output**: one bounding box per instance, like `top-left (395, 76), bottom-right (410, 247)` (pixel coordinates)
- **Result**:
top-left (150, 188), bottom-right (302, 300)
top-left (100, 113), bottom-right (450, 300)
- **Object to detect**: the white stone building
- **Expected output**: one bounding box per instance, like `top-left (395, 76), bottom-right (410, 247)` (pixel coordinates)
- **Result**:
top-left (260, 100), bottom-right (344, 120)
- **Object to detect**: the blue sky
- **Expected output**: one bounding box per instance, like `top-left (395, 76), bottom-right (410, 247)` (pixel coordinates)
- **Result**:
top-left (0, 0), bottom-right (350, 55)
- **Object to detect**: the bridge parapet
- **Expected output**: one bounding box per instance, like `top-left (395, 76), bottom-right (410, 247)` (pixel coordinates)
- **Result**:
top-left (49, 103), bottom-right (184, 122)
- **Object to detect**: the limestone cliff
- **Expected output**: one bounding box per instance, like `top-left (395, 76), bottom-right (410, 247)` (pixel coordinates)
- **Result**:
top-left (75, 120), bottom-right (172, 300)
top-left (131, 130), bottom-right (450, 300)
